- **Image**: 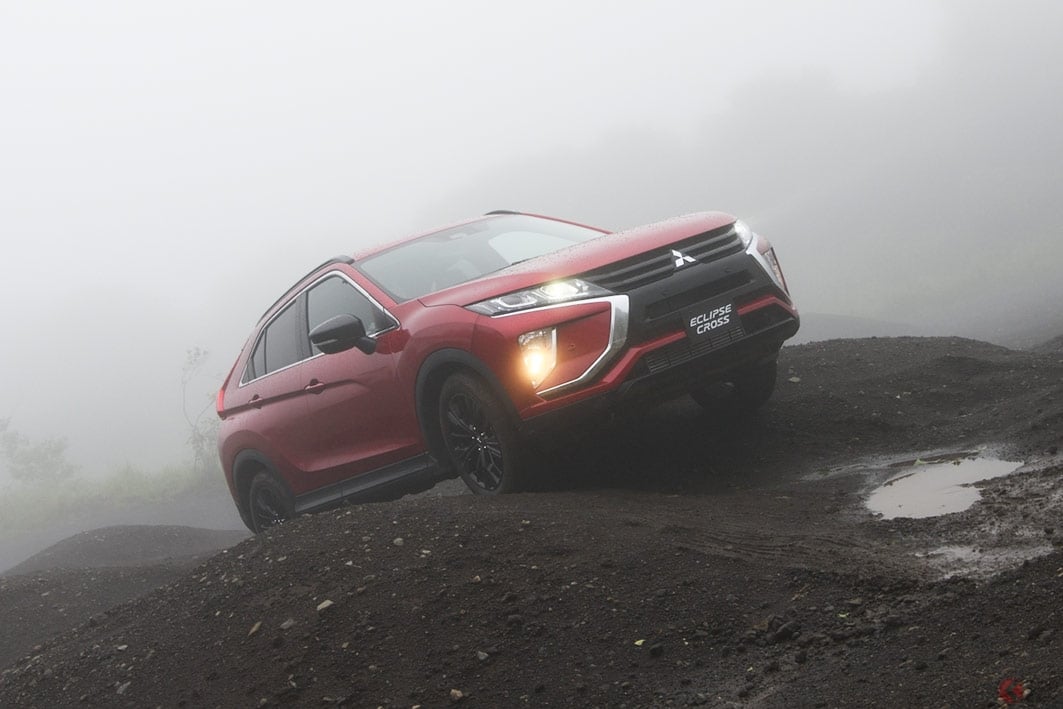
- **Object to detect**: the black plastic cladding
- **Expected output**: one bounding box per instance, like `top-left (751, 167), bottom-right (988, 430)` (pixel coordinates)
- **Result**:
top-left (602, 246), bottom-right (780, 345)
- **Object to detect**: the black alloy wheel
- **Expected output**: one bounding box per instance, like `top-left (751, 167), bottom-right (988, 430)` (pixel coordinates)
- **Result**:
top-left (248, 471), bottom-right (295, 533)
top-left (439, 373), bottom-right (525, 494)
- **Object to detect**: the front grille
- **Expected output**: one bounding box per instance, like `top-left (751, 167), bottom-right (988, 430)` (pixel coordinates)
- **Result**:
top-left (643, 271), bottom-right (751, 321)
top-left (642, 324), bottom-right (747, 374)
top-left (582, 223), bottom-right (742, 291)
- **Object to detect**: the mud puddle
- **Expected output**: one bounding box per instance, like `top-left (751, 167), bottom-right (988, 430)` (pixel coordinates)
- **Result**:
top-left (866, 453), bottom-right (1023, 519)
top-left (915, 543), bottom-right (1056, 579)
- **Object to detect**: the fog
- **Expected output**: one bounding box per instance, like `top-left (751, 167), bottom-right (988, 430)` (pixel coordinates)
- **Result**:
top-left (1, 1), bottom-right (1061, 478)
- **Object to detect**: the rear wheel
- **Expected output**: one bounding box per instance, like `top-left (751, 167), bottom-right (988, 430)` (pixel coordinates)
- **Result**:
top-left (247, 471), bottom-right (295, 533)
top-left (690, 359), bottom-right (778, 414)
top-left (439, 373), bottom-right (526, 494)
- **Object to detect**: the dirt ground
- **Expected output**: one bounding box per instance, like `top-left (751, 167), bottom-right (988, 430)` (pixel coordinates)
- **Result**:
top-left (2, 336), bottom-right (1062, 708)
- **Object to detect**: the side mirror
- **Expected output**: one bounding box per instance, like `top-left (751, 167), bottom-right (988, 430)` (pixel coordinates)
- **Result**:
top-left (309, 314), bottom-right (377, 355)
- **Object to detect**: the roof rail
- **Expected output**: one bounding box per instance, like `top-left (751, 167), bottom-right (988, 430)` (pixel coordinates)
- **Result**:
top-left (484, 209), bottom-right (522, 216)
top-left (257, 255), bottom-right (355, 323)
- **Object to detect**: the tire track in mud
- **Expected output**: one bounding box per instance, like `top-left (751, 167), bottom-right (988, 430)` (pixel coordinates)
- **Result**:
top-left (613, 496), bottom-right (909, 574)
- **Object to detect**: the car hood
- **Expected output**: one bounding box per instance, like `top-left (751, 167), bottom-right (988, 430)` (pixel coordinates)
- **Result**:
top-left (418, 211), bottom-right (737, 307)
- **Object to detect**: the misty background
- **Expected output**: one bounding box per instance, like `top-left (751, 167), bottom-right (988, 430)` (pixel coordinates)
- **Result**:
top-left (1, 0), bottom-right (1061, 486)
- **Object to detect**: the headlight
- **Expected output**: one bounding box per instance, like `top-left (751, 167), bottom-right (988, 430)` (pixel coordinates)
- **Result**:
top-left (467, 278), bottom-right (611, 315)
top-left (763, 247), bottom-right (788, 292)
top-left (733, 219), bottom-right (754, 248)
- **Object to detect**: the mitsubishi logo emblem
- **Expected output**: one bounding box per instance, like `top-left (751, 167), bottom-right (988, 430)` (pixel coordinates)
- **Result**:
top-left (672, 249), bottom-right (696, 268)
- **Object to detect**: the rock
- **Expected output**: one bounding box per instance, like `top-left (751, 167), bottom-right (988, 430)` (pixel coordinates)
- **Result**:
top-left (116, 681), bottom-right (131, 695)
top-left (392, 537), bottom-right (405, 547)
top-left (449, 688), bottom-right (465, 702)
top-left (248, 621), bottom-right (262, 637)
top-left (476, 651), bottom-right (489, 661)
top-left (772, 622), bottom-right (799, 643)
top-left (317, 600), bottom-right (334, 612)
top-left (1027, 624), bottom-right (1047, 640)
top-left (279, 619), bottom-right (295, 631)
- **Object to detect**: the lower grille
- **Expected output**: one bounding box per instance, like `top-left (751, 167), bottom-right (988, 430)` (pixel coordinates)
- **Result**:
top-left (642, 325), bottom-right (747, 374)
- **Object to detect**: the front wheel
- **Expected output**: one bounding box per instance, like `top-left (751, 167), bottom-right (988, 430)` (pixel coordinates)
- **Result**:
top-left (247, 471), bottom-right (295, 533)
top-left (690, 359), bottom-right (778, 414)
top-left (439, 373), bottom-right (526, 494)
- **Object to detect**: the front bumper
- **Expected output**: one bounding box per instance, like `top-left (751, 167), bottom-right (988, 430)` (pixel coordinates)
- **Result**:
top-left (518, 310), bottom-right (797, 438)
top-left (514, 232), bottom-right (799, 435)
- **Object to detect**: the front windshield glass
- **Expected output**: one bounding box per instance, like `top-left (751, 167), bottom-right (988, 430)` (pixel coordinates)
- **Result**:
top-left (357, 215), bottom-right (605, 301)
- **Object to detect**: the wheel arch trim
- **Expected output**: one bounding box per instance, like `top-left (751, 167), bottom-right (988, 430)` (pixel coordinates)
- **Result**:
top-left (414, 349), bottom-right (519, 463)
top-left (231, 450), bottom-right (287, 516)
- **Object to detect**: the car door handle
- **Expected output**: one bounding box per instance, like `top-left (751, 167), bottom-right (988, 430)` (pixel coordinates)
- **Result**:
top-left (304, 379), bottom-right (326, 394)
top-left (250, 394), bottom-right (262, 409)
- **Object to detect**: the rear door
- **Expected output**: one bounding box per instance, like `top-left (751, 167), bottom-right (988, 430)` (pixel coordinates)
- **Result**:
top-left (233, 297), bottom-right (313, 482)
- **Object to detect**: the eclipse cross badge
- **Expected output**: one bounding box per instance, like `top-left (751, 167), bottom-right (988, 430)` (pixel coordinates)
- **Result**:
top-left (672, 249), bottom-right (696, 268)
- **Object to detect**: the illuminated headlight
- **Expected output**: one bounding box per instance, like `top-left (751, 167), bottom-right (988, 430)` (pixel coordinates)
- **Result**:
top-left (518, 328), bottom-right (557, 388)
top-left (467, 278), bottom-right (610, 315)
top-left (733, 219), bottom-right (754, 248)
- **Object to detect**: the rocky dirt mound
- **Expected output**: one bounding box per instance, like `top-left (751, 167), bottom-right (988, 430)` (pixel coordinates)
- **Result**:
top-left (0, 527), bottom-right (247, 673)
top-left (1032, 333), bottom-right (1063, 354)
top-left (1, 337), bottom-right (1061, 707)
top-left (4, 526), bottom-right (249, 577)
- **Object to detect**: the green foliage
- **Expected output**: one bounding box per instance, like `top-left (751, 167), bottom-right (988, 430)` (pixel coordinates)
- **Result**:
top-left (182, 347), bottom-right (222, 480)
top-left (0, 461), bottom-right (228, 535)
top-left (0, 418), bottom-right (78, 482)
top-left (0, 346), bottom-right (231, 535)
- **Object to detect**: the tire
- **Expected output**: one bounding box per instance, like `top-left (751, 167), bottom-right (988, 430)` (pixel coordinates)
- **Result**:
top-left (690, 359), bottom-right (778, 414)
top-left (247, 471), bottom-right (295, 533)
top-left (438, 372), bottom-right (526, 494)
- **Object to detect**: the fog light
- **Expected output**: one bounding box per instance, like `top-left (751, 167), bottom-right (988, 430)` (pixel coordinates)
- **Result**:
top-left (518, 328), bottom-right (557, 388)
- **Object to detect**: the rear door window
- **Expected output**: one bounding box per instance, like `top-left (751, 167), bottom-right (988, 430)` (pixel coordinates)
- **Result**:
top-left (261, 300), bottom-right (304, 374)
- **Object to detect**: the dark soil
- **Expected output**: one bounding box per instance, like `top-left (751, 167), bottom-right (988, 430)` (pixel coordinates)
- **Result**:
top-left (2, 337), bottom-right (1062, 708)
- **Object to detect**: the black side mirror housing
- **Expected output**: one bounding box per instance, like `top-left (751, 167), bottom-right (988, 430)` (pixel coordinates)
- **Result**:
top-left (309, 314), bottom-right (377, 355)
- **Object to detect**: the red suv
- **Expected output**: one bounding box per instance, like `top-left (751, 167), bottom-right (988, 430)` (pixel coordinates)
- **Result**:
top-left (217, 211), bottom-right (798, 531)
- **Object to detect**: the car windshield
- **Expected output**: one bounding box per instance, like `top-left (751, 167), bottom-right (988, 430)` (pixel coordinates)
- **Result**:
top-left (357, 214), bottom-right (605, 301)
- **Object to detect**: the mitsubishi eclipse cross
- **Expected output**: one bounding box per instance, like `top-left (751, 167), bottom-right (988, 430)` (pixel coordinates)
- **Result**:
top-left (216, 211), bottom-right (799, 532)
